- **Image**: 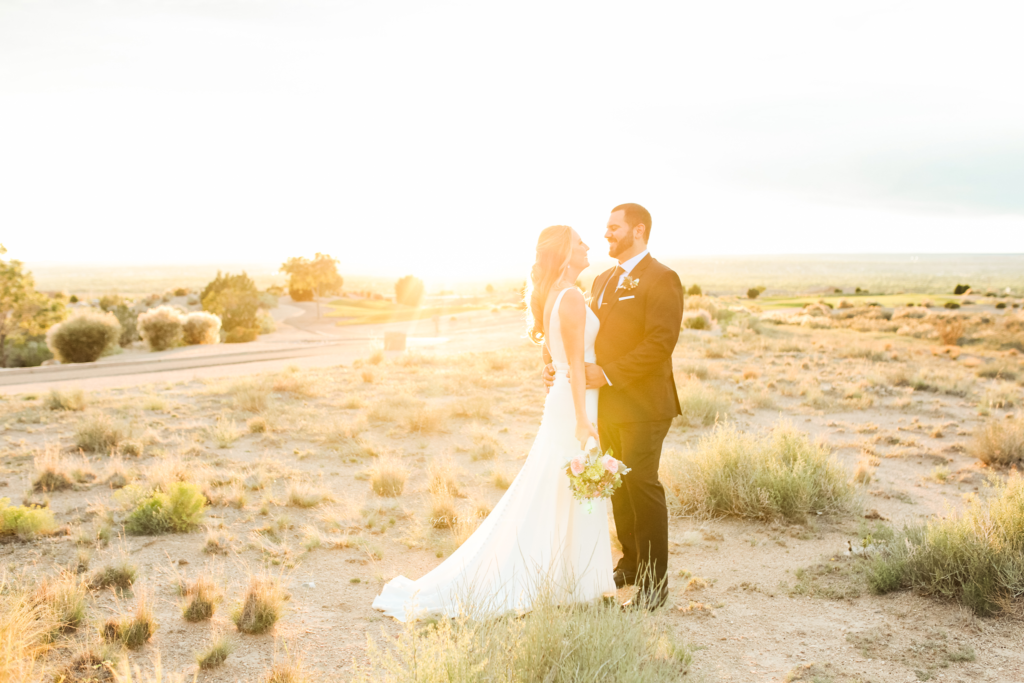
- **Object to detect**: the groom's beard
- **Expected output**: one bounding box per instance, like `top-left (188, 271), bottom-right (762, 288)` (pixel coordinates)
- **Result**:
top-left (609, 231), bottom-right (634, 259)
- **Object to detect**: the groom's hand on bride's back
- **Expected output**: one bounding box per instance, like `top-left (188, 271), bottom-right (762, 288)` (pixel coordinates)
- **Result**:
top-left (562, 363), bottom-right (608, 390)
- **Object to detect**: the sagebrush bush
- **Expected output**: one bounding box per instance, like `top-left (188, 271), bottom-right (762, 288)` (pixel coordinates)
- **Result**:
top-left (660, 422), bottom-right (857, 522)
top-left (682, 310), bottom-right (714, 330)
top-left (124, 482), bottom-right (206, 535)
top-left (182, 311), bottom-right (221, 345)
top-left (868, 473), bottom-right (1024, 616)
top-left (46, 309), bottom-right (121, 363)
top-left (0, 498), bottom-right (57, 539)
top-left (675, 379), bottom-right (730, 427)
top-left (970, 414), bottom-right (1024, 466)
top-left (137, 306), bottom-right (185, 351)
top-left (350, 586), bottom-right (692, 682)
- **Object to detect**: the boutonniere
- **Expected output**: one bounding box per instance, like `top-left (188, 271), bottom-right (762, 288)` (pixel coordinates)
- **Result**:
top-left (618, 276), bottom-right (640, 292)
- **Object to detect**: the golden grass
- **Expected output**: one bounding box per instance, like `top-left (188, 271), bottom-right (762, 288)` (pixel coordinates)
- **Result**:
top-left (370, 456), bottom-right (408, 497)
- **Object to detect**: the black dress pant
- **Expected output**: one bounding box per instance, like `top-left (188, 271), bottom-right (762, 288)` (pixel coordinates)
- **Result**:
top-left (600, 418), bottom-right (672, 592)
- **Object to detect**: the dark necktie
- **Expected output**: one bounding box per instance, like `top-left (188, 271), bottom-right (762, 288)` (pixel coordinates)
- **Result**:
top-left (599, 266), bottom-right (624, 309)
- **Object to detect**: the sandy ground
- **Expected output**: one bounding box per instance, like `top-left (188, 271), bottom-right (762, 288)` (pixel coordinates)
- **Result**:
top-left (2, 316), bottom-right (1023, 682)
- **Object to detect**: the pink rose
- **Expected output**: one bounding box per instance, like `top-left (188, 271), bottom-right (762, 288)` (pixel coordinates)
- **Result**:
top-left (570, 457), bottom-right (585, 476)
top-left (601, 455), bottom-right (618, 474)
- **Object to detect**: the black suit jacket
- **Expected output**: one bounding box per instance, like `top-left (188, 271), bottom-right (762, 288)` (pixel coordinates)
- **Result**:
top-left (592, 254), bottom-right (684, 424)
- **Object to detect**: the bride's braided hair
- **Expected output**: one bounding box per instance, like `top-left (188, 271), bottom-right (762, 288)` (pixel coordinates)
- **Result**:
top-left (525, 225), bottom-right (573, 344)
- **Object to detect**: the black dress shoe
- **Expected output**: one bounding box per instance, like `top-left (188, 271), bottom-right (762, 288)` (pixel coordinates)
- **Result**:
top-left (620, 585), bottom-right (668, 611)
top-left (612, 570), bottom-right (636, 589)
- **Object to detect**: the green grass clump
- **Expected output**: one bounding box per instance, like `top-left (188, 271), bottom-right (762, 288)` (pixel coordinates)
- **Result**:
top-left (867, 473), bottom-right (1024, 616)
top-left (232, 576), bottom-right (284, 634)
top-left (74, 413), bottom-right (128, 453)
top-left (181, 578), bottom-right (223, 622)
top-left (970, 414), bottom-right (1024, 466)
top-left (350, 589), bottom-right (692, 682)
top-left (102, 594), bottom-right (156, 650)
top-left (124, 482), bottom-right (206, 535)
top-left (0, 498), bottom-right (57, 539)
top-left (660, 422), bottom-right (857, 523)
top-left (196, 635), bottom-right (234, 670)
top-left (89, 560), bottom-right (138, 590)
top-left (44, 388), bottom-right (87, 411)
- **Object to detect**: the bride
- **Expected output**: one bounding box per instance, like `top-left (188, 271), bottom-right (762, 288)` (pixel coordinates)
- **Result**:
top-left (372, 225), bottom-right (616, 621)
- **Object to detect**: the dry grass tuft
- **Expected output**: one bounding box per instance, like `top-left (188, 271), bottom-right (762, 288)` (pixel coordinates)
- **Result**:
top-left (34, 572), bottom-right (89, 639)
top-left (970, 414), bottom-right (1024, 466)
top-left (232, 576), bottom-right (285, 635)
top-left (286, 483), bottom-right (333, 508)
top-left (196, 634), bottom-right (233, 670)
top-left (44, 388), bottom-right (87, 411)
top-left (661, 422), bottom-right (857, 523)
top-left (102, 592), bottom-right (156, 650)
top-left (181, 577), bottom-right (223, 622)
top-left (90, 559), bottom-right (138, 590)
top-left (75, 413), bottom-right (128, 453)
top-left (370, 456), bottom-right (409, 497)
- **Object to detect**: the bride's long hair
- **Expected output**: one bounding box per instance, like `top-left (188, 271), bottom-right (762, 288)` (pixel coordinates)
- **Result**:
top-left (525, 225), bottom-right (573, 345)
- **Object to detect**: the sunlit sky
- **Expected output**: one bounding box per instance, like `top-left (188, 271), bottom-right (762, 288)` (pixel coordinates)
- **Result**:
top-left (2, 0), bottom-right (1023, 279)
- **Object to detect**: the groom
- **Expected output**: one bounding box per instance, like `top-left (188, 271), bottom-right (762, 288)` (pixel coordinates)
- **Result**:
top-left (547, 203), bottom-right (684, 609)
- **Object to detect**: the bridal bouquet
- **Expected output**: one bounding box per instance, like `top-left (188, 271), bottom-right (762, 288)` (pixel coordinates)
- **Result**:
top-left (565, 444), bottom-right (630, 513)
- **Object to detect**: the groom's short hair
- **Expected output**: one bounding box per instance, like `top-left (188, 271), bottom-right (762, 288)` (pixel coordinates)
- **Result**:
top-left (612, 203), bottom-right (652, 241)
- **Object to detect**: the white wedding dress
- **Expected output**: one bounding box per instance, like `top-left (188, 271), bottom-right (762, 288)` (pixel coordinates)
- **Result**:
top-left (372, 287), bottom-right (615, 622)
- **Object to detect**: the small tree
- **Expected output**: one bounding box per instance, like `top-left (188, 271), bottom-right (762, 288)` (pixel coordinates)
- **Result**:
top-left (954, 284), bottom-right (972, 295)
top-left (686, 284), bottom-right (702, 296)
top-left (395, 275), bottom-right (425, 307)
top-left (279, 254), bottom-right (343, 302)
top-left (746, 286), bottom-right (766, 300)
top-left (0, 245), bottom-right (67, 367)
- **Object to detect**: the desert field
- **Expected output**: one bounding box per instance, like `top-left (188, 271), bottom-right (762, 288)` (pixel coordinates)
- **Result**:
top-left (2, 299), bottom-right (1024, 683)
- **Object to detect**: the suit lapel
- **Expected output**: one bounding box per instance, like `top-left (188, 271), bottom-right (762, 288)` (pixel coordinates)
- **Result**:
top-left (600, 254), bottom-right (652, 319)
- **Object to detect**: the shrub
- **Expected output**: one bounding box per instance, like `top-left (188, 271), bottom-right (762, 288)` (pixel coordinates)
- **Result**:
top-left (933, 316), bottom-right (966, 345)
top-left (99, 297), bottom-right (140, 347)
top-left (197, 635), bottom-right (233, 670)
top-left (232, 576), bottom-right (284, 634)
top-left (746, 286), bottom-right (765, 300)
top-left (370, 456), bottom-right (408, 497)
top-left (124, 482), bottom-right (206, 535)
top-left (75, 413), bottom-right (128, 452)
top-left (350, 586), bottom-right (692, 681)
top-left (686, 284), bottom-right (702, 296)
top-left (102, 593), bottom-right (155, 650)
top-left (682, 310), bottom-right (713, 330)
top-left (970, 414), bottom-right (1024, 466)
top-left (395, 275), bottom-right (425, 307)
top-left (675, 379), bottom-right (730, 427)
top-left (182, 311), bottom-right (221, 345)
top-left (90, 560), bottom-right (138, 590)
top-left (46, 309), bottom-right (121, 363)
top-left (257, 310), bottom-right (276, 334)
top-left (944, 301), bottom-right (961, 309)
top-left (44, 388), bottom-right (86, 411)
top-left (181, 578), bottom-right (222, 622)
top-left (202, 271), bottom-right (260, 333)
top-left (0, 498), bottom-right (57, 539)
top-left (867, 473), bottom-right (1024, 616)
top-left (225, 326), bottom-right (259, 343)
top-left (137, 306), bottom-right (184, 351)
top-left (954, 284), bottom-right (971, 295)
top-left (660, 422), bottom-right (857, 522)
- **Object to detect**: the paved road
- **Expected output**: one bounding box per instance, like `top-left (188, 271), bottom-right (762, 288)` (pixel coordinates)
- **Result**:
top-left (0, 304), bottom-right (526, 395)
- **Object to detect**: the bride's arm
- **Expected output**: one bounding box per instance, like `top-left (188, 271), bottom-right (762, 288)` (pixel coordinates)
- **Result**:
top-left (558, 289), bottom-right (601, 451)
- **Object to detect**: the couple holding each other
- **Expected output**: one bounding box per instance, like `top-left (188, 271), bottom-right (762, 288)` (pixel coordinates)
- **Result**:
top-left (372, 203), bottom-right (684, 621)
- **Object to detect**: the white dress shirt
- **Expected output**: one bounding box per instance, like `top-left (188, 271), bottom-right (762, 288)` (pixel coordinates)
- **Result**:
top-left (597, 249), bottom-right (649, 308)
top-left (596, 249), bottom-right (650, 386)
